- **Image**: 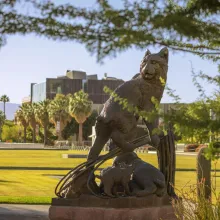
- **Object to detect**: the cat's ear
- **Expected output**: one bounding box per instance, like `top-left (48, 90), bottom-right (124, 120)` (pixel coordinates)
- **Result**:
top-left (158, 47), bottom-right (168, 62)
top-left (145, 49), bottom-right (151, 56)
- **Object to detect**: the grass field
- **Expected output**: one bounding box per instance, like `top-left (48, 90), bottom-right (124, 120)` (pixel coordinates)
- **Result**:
top-left (0, 150), bottom-right (219, 204)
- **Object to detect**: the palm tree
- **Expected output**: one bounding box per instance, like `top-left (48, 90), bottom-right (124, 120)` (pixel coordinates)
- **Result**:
top-left (14, 107), bottom-right (28, 143)
top-left (69, 90), bottom-right (93, 146)
top-left (49, 94), bottom-right (71, 140)
top-left (0, 110), bottom-right (5, 139)
top-left (35, 100), bottom-right (51, 146)
top-left (24, 103), bottom-right (37, 143)
top-left (0, 95), bottom-right (10, 119)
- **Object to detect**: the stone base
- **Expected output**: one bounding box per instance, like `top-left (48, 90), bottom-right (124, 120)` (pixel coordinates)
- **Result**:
top-left (49, 195), bottom-right (176, 220)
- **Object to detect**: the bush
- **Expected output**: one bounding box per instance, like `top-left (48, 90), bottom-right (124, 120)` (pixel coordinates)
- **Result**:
top-left (1, 124), bottom-right (22, 142)
top-left (204, 142), bottom-right (220, 161)
top-left (172, 181), bottom-right (220, 220)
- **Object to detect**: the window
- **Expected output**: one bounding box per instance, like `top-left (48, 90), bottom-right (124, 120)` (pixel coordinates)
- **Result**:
top-left (49, 80), bottom-right (63, 94)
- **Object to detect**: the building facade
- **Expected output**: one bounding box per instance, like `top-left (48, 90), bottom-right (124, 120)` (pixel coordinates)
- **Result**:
top-left (30, 70), bottom-right (124, 105)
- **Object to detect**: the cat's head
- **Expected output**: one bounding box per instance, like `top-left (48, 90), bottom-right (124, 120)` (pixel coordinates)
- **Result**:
top-left (140, 47), bottom-right (168, 83)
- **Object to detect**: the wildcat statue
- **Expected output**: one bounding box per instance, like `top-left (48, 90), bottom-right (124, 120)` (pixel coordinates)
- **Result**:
top-left (87, 47), bottom-right (168, 162)
top-left (96, 162), bottom-right (135, 197)
top-left (113, 152), bottom-right (166, 197)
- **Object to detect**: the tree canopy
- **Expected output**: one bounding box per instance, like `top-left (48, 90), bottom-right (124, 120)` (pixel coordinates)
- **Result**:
top-left (1, 0), bottom-right (219, 62)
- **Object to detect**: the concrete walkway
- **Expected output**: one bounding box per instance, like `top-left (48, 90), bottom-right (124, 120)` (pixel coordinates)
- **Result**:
top-left (148, 151), bottom-right (197, 156)
top-left (0, 204), bottom-right (50, 220)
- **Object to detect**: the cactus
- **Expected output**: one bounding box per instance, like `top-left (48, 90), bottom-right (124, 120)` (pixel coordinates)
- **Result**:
top-left (196, 147), bottom-right (211, 200)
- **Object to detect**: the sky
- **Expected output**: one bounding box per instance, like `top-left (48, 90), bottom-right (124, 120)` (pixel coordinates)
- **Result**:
top-left (0, 0), bottom-right (218, 104)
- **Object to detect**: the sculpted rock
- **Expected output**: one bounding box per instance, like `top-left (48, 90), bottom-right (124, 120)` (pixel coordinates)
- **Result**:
top-left (96, 162), bottom-right (134, 197)
top-left (88, 47), bottom-right (168, 162)
top-left (113, 152), bottom-right (166, 197)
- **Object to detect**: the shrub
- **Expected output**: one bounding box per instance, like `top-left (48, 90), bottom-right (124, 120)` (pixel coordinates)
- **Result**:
top-left (172, 181), bottom-right (220, 220)
top-left (1, 124), bottom-right (22, 142)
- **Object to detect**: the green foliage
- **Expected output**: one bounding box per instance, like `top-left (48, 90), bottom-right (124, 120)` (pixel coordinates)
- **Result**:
top-left (0, 0), bottom-right (219, 62)
top-left (0, 95), bottom-right (10, 103)
top-left (103, 86), bottom-right (159, 122)
top-left (62, 118), bottom-right (78, 141)
top-left (82, 110), bottom-right (98, 140)
top-left (34, 100), bottom-right (51, 145)
top-left (34, 100), bottom-right (51, 127)
top-left (62, 110), bottom-right (98, 141)
top-left (205, 142), bottom-right (220, 161)
top-left (49, 94), bottom-right (71, 140)
top-left (173, 181), bottom-right (220, 220)
top-left (0, 94), bottom-right (10, 118)
top-left (68, 90), bottom-right (93, 124)
top-left (49, 94), bottom-right (70, 124)
top-left (0, 110), bottom-right (5, 138)
top-left (1, 124), bottom-right (22, 142)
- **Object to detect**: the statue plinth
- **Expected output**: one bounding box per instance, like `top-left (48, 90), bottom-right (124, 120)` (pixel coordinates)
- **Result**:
top-left (49, 194), bottom-right (176, 220)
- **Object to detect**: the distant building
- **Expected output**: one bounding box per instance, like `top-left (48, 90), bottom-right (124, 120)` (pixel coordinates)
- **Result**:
top-left (28, 70), bottom-right (184, 115)
top-left (21, 96), bottom-right (31, 104)
top-left (30, 70), bottom-right (124, 109)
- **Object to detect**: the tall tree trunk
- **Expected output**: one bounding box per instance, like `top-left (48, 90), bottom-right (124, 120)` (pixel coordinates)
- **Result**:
top-left (32, 127), bottom-right (36, 143)
top-left (44, 123), bottom-right (48, 146)
top-left (58, 129), bottom-right (62, 140)
top-left (57, 120), bottom-right (62, 141)
top-left (78, 123), bottom-right (83, 146)
top-left (3, 102), bottom-right (6, 119)
top-left (24, 126), bottom-right (27, 143)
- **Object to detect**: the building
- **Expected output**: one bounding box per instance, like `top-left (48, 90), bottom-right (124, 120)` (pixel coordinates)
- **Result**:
top-left (21, 96), bottom-right (31, 104)
top-left (29, 70), bottom-right (184, 114)
top-left (30, 70), bottom-right (124, 110)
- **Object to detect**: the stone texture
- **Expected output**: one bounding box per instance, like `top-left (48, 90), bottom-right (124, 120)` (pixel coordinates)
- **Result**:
top-left (49, 195), bottom-right (176, 220)
top-left (49, 206), bottom-right (176, 220)
top-left (52, 194), bottom-right (171, 209)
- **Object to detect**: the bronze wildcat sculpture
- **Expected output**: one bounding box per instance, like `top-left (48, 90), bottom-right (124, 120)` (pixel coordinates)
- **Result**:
top-left (113, 152), bottom-right (166, 197)
top-left (96, 162), bottom-right (134, 197)
top-left (87, 47), bottom-right (168, 162)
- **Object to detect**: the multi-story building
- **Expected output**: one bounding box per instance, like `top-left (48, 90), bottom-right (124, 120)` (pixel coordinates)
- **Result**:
top-left (30, 70), bottom-right (124, 111)
top-left (29, 70), bottom-right (184, 114)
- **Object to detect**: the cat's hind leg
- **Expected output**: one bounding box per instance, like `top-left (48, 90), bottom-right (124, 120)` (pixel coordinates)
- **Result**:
top-left (155, 187), bottom-right (166, 197)
top-left (135, 183), bottom-right (157, 197)
top-left (103, 181), bottom-right (115, 198)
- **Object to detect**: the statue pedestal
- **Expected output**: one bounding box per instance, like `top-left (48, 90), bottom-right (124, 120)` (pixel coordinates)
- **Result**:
top-left (49, 195), bottom-right (176, 220)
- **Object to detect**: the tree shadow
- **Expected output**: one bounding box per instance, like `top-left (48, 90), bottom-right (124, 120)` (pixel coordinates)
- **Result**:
top-left (0, 179), bottom-right (20, 183)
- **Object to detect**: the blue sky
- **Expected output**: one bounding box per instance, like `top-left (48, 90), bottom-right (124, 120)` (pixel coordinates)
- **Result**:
top-left (0, 0), bottom-right (218, 104)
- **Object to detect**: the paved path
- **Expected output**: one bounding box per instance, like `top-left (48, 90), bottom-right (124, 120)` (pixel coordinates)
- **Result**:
top-left (0, 204), bottom-right (50, 220)
top-left (148, 151), bottom-right (197, 156)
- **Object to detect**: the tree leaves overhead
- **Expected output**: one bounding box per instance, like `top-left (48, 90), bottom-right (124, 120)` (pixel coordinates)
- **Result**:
top-left (0, 0), bottom-right (219, 61)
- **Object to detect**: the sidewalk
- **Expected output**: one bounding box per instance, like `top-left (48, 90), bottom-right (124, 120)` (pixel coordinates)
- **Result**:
top-left (0, 204), bottom-right (50, 220)
top-left (148, 150), bottom-right (197, 156)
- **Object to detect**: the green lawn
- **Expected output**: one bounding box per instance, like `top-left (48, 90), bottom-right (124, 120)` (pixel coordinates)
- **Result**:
top-left (0, 150), bottom-right (219, 204)
top-left (1, 149), bottom-right (219, 169)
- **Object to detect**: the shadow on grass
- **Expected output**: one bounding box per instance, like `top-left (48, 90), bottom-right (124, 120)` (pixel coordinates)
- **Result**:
top-left (0, 167), bottom-right (71, 170)
top-left (0, 179), bottom-right (20, 183)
